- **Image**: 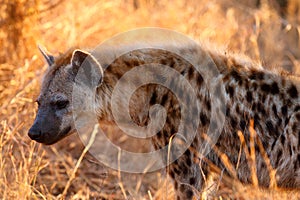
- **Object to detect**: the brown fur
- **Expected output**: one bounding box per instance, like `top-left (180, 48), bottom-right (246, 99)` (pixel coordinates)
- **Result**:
top-left (29, 43), bottom-right (300, 199)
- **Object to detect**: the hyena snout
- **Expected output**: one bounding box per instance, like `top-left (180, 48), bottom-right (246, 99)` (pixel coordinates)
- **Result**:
top-left (28, 124), bottom-right (42, 141)
top-left (28, 108), bottom-right (72, 145)
top-left (28, 120), bottom-right (53, 144)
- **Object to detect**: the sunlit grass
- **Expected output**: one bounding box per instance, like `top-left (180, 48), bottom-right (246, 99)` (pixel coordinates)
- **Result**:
top-left (0, 0), bottom-right (299, 199)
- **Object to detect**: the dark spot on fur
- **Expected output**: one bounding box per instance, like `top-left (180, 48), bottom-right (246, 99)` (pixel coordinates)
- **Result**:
top-left (272, 105), bottom-right (278, 117)
top-left (275, 149), bottom-right (283, 166)
top-left (196, 73), bottom-right (204, 86)
top-left (289, 146), bottom-right (293, 156)
top-left (161, 59), bottom-right (168, 66)
top-left (252, 82), bottom-right (258, 90)
top-left (169, 59), bottom-right (175, 69)
top-left (133, 59), bottom-right (141, 66)
top-left (185, 149), bottom-right (191, 157)
top-left (206, 99), bottom-right (211, 111)
top-left (226, 107), bottom-right (230, 117)
top-left (170, 126), bottom-right (177, 135)
top-left (244, 80), bottom-right (249, 88)
top-left (186, 158), bottom-right (192, 167)
top-left (281, 105), bottom-right (288, 116)
top-left (257, 102), bottom-right (266, 116)
top-left (180, 69), bottom-right (187, 76)
top-left (254, 114), bottom-right (260, 127)
top-left (223, 73), bottom-right (230, 82)
top-left (284, 118), bottom-right (289, 126)
top-left (179, 185), bottom-right (185, 193)
top-left (266, 120), bottom-right (275, 134)
top-left (180, 164), bottom-right (189, 174)
top-left (288, 84), bottom-right (298, 98)
top-left (294, 106), bottom-right (300, 112)
top-left (161, 93), bottom-right (169, 106)
top-left (240, 120), bottom-right (247, 131)
top-left (298, 131), bottom-right (300, 147)
top-left (188, 67), bottom-right (194, 79)
top-left (252, 102), bottom-right (257, 111)
top-left (174, 181), bottom-right (178, 189)
top-left (230, 118), bottom-right (238, 128)
top-left (150, 91), bottom-right (157, 105)
top-left (231, 69), bottom-right (242, 82)
top-left (123, 59), bottom-right (132, 67)
top-left (226, 85), bottom-right (234, 97)
top-left (295, 154), bottom-right (300, 170)
top-left (246, 91), bottom-right (253, 103)
top-left (270, 82), bottom-right (279, 94)
top-left (238, 79), bottom-right (243, 86)
top-left (277, 118), bottom-right (282, 127)
top-left (186, 189), bottom-right (194, 198)
top-left (261, 83), bottom-right (270, 93)
top-left (170, 171), bottom-right (175, 179)
top-left (114, 70), bottom-right (123, 80)
top-left (200, 113), bottom-right (209, 126)
top-left (174, 167), bottom-right (181, 175)
top-left (250, 71), bottom-right (264, 80)
top-left (156, 130), bottom-right (163, 138)
top-left (189, 177), bottom-right (196, 185)
top-left (271, 140), bottom-right (276, 150)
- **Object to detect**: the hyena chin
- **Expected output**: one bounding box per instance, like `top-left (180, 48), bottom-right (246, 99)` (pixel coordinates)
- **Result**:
top-left (29, 44), bottom-right (300, 199)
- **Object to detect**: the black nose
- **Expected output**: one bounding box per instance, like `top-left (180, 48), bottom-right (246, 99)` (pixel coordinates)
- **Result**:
top-left (28, 127), bottom-right (42, 140)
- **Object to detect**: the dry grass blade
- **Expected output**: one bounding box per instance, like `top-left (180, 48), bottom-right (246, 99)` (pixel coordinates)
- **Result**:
top-left (249, 120), bottom-right (259, 187)
top-left (202, 133), bottom-right (238, 179)
top-left (249, 120), bottom-right (278, 189)
top-left (237, 129), bottom-right (259, 187)
top-left (147, 190), bottom-right (153, 200)
top-left (60, 124), bottom-right (99, 199)
top-left (1, 0), bottom-right (300, 199)
top-left (117, 147), bottom-right (127, 200)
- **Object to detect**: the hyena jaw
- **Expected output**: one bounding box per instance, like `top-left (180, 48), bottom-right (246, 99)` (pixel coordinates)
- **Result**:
top-left (29, 44), bottom-right (300, 199)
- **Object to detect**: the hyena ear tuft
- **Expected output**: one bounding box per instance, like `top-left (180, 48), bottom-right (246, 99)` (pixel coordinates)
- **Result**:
top-left (71, 50), bottom-right (104, 87)
top-left (38, 45), bottom-right (55, 67)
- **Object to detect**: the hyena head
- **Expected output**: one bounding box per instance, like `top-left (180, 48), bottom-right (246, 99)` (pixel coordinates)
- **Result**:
top-left (28, 47), bottom-right (103, 145)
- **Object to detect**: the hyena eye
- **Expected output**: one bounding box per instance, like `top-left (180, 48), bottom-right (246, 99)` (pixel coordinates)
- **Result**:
top-left (55, 100), bottom-right (69, 109)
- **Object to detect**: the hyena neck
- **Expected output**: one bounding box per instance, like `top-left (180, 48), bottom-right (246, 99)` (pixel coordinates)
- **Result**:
top-left (95, 82), bottom-right (114, 121)
top-left (95, 66), bottom-right (154, 125)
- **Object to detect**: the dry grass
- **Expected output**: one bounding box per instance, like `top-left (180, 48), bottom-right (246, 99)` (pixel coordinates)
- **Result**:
top-left (0, 0), bottom-right (300, 199)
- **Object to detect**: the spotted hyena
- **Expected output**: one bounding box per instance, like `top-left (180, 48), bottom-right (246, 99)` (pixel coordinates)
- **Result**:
top-left (29, 42), bottom-right (300, 199)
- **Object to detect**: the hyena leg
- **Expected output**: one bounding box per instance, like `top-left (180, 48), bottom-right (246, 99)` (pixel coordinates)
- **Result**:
top-left (168, 148), bottom-right (207, 200)
top-left (271, 111), bottom-right (300, 187)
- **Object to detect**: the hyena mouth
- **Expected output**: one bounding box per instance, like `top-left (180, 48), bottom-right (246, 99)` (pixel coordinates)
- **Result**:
top-left (33, 126), bottom-right (72, 145)
top-left (49, 126), bottom-right (72, 145)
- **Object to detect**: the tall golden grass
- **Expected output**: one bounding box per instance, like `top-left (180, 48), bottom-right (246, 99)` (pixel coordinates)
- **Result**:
top-left (0, 0), bottom-right (300, 199)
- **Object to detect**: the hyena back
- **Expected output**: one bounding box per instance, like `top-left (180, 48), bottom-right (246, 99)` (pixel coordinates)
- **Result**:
top-left (29, 44), bottom-right (300, 199)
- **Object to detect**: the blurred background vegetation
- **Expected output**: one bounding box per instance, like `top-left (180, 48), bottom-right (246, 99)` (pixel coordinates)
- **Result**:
top-left (0, 0), bottom-right (300, 199)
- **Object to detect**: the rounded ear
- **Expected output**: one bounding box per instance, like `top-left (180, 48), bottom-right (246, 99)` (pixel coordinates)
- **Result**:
top-left (38, 45), bottom-right (55, 67)
top-left (71, 50), bottom-right (104, 87)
